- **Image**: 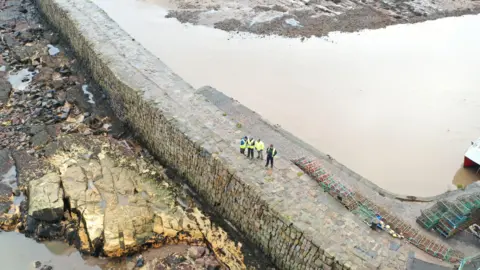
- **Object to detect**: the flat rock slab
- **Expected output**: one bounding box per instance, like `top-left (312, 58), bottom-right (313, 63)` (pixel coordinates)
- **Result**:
top-left (11, 150), bottom-right (50, 184)
top-left (28, 173), bottom-right (64, 222)
top-left (0, 149), bottom-right (13, 175)
top-left (0, 183), bottom-right (13, 214)
top-left (80, 202), bottom-right (105, 249)
top-left (103, 205), bottom-right (154, 257)
top-left (20, 134), bottom-right (246, 268)
top-left (0, 79), bottom-right (12, 104)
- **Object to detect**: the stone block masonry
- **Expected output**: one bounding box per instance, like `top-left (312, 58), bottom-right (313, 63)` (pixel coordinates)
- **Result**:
top-left (35, 0), bottom-right (434, 269)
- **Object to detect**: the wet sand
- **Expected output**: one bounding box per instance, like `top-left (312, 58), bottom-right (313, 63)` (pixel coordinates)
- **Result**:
top-left (93, 0), bottom-right (480, 196)
top-left (159, 0), bottom-right (480, 38)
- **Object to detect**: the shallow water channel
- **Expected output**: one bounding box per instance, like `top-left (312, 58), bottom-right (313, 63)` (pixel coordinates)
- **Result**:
top-left (0, 232), bottom-right (100, 270)
top-left (93, 0), bottom-right (480, 196)
top-left (0, 232), bottom-right (232, 269)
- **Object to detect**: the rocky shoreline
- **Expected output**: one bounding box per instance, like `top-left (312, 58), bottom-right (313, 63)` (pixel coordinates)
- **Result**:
top-left (163, 0), bottom-right (480, 38)
top-left (0, 0), bottom-right (269, 269)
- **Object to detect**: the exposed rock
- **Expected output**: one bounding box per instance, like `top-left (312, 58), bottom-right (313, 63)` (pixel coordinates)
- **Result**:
top-left (11, 150), bottom-right (50, 184)
top-left (33, 67), bottom-right (54, 84)
top-left (0, 78), bottom-right (12, 105)
top-left (189, 208), bottom-right (245, 269)
top-left (103, 205), bottom-right (154, 256)
top-left (40, 55), bottom-right (69, 70)
top-left (62, 165), bottom-right (90, 206)
top-left (156, 250), bottom-right (223, 270)
top-left (11, 44), bottom-right (43, 63)
top-left (30, 129), bottom-right (50, 147)
top-left (66, 85), bottom-right (92, 112)
top-left (0, 149), bottom-right (14, 177)
top-left (19, 31), bottom-right (34, 43)
top-left (25, 215), bottom-right (38, 234)
top-left (36, 222), bottom-right (63, 239)
top-left (188, 246), bottom-right (207, 259)
top-left (76, 218), bottom-right (92, 253)
top-left (27, 173), bottom-right (64, 222)
top-left (45, 32), bottom-right (60, 45)
top-left (3, 35), bottom-right (19, 48)
top-left (0, 4), bottom-right (249, 269)
top-left (18, 6), bottom-right (28, 14)
top-left (0, 183), bottom-right (12, 214)
top-left (0, 149), bottom-right (15, 216)
top-left (30, 136), bottom-right (245, 268)
top-left (0, 213), bottom-right (19, 231)
top-left (29, 124), bottom-right (48, 136)
top-left (12, 188), bottom-right (20, 196)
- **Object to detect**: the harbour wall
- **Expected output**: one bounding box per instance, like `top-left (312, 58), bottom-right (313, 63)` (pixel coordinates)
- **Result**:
top-left (35, 0), bottom-right (413, 269)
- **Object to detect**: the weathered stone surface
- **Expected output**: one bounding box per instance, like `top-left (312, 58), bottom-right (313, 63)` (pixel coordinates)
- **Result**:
top-left (0, 79), bottom-right (12, 105)
top-left (12, 150), bottom-right (50, 184)
top-left (80, 202), bottom-right (104, 250)
top-left (11, 43), bottom-right (45, 62)
top-left (28, 173), bottom-right (63, 222)
top-left (33, 136), bottom-right (246, 268)
top-left (0, 150), bottom-right (13, 175)
top-left (0, 5), bottom-right (248, 268)
top-left (62, 165), bottom-right (90, 207)
top-left (0, 183), bottom-right (12, 214)
top-left (30, 130), bottom-right (51, 147)
top-left (34, 0), bottom-right (440, 268)
top-left (1, 0), bottom-right (252, 267)
top-left (103, 205), bottom-right (154, 256)
top-left (190, 208), bottom-right (246, 269)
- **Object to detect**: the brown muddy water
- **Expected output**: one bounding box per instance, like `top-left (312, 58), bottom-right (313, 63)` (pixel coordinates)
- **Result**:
top-left (0, 232), bottom-right (210, 269)
top-left (93, 0), bottom-right (480, 196)
top-left (0, 232), bottom-right (100, 269)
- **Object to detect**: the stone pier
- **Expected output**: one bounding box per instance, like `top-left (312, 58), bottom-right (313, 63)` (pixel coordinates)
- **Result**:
top-left (34, 0), bottom-right (454, 269)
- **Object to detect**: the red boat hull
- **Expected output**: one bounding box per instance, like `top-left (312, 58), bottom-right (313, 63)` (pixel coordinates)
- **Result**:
top-left (464, 156), bottom-right (477, 168)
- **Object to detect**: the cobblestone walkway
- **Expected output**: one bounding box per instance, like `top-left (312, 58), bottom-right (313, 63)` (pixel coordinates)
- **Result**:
top-left (197, 86), bottom-right (467, 268)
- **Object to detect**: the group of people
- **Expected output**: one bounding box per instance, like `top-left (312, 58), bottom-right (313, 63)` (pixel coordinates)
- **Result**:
top-left (239, 136), bottom-right (277, 168)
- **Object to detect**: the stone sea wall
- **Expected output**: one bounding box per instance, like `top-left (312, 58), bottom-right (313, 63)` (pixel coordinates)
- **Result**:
top-left (34, 0), bottom-right (411, 269)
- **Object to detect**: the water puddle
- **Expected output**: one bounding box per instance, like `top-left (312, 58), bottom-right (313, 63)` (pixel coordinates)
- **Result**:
top-left (82, 85), bottom-right (95, 104)
top-left (0, 232), bottom-right (100, 270)
top-left (250, 11), bottom-right (284, 26)
top-left (8, 192), bottom-right (25, 214)
top-left (87, 180), bottom-right (100, 194)
top-left (7, 68), bottom-right (35, 91)
top-left (176, 196), bottom-right (188, 208)
top-left (285, 18), bottom-right (301, 27)
top-left (2, 165), bottom-right (17, 189)
top-left (93, 0), bottom-right (480, 196)
top-left (140, 191), bottom-right (149, 199)
top-left (117, 194), bottom-right (129, 206)
top-left (47, 44), bottom-right (60, 56)
top-left (12, 192), bottom-right (25, 206)
top-left (98, 199), bottom-right (107, 209)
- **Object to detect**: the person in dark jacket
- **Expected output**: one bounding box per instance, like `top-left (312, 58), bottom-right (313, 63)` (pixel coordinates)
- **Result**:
top-left (265, 144), bottom-right (277, 168)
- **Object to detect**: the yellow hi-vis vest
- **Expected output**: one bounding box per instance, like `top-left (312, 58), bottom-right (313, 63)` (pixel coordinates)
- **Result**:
top-left (247, 139), bottom-right (255, 149)
top-left (255, 141), bottom-right (264, 151)
top-left (240, 139), bottom-right (247, 149)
